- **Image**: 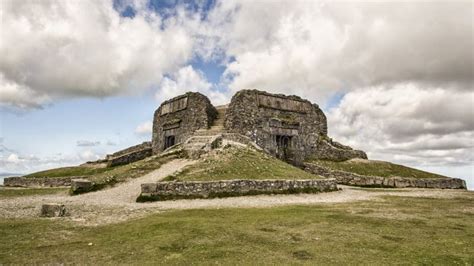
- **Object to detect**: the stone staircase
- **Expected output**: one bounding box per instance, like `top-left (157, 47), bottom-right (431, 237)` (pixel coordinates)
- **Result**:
top-left (184, 105), bottom-right (228, 157)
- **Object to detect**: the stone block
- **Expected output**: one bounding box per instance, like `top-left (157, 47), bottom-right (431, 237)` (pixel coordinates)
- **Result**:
top-left (71, 179), bottom-right (93, 194)
top-left (40, 203), bottom-right (67, 217)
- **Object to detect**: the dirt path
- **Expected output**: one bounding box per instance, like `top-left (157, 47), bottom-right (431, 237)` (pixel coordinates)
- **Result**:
top-left (0, 159), bottom-right (471, 226)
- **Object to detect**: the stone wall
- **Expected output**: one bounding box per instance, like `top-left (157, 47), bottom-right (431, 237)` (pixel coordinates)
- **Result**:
top-left (106, 147), bottom-right (153, 167)
top-left (304, 163), bottom-right (467, 189)
top-left (3, 176), bottom-right (82, 187)
top-left (138, 178), bottom-right (338, 201)
top-left (152, 92), bottom-right (217, 154)
top-left (224, 89), bottom-right (366, 164)
top-left (105, 141), bottom-right (151, 159)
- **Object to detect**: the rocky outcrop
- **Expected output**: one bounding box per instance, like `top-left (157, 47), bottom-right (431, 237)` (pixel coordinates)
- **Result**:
top-left (3, 176), bottom-right (80, 187)
top-left (138, 178), bottom-right (338, 201)
top-left (304, 163), bottom-right (467, 189)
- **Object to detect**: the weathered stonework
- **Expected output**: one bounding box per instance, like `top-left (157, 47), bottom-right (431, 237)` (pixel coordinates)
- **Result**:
top-left (70, 179), bottom-right (93, 194)
top-left (106, 147), bottom-right (152, 167)
top-left (304, 163), bottom-right (467, 189)
top-left (3, 176), bottom-right (79, 187)
top-left (105, 141), bottom-right (151, 160)
top-left (152, 92), bottom-right (217, 154)
top-left (138, 179), bottom-right (338, 201)
top-left (40, 204), bottom-right (67, 217)
top-left (224, 90), bottom-right (367, 164)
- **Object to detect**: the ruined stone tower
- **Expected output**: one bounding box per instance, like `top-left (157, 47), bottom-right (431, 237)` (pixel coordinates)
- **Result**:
top-left (152, 89), bottom-right (367, 164)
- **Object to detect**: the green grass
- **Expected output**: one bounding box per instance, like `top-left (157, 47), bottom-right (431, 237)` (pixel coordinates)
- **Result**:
top-left (0, 187), bottom-right (68, 198)
top-left (167, 147), bottom-right (322, 181)
top-left (1, 194), bottom-right (473, 264)
top-left (308, 159), bottom-right (448, 179)
top-left (69, 152), bottom-right (181, 194)
top-left (21, 149), bottom-right (183, 194)
top-left (24, 166), bottom-right (112, 178)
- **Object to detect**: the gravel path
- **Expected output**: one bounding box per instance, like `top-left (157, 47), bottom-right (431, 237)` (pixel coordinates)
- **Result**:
top-left (0, 159), bottom-right (471, 226)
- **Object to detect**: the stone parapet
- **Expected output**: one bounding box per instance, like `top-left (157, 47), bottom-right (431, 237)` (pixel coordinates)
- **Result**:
top-left (106, 147), bottom-right (153, 167)
top-left (105, 141), bottom-right (151, 160)
top-left (138, 178), bottom-right (338, 201)
top-left (303, 163), bottom-right (467, 189)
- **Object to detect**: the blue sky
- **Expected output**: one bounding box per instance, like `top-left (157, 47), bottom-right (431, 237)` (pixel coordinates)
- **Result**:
top-left (1, 0), bottom-right (472, 188)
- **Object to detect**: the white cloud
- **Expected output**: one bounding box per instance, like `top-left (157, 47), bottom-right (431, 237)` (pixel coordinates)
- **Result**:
top-left (156, 65), bottom-right (229, 105)
top-left (6, 153), bottom-right (21, 164)
top-left (0, 150), bottom-right (104, 174)
top-left (327, 84), bottom-right (474, 168)
top-left (79, 150), bottom-right (101, 161)
top-left (0, 0), bottom-right (194, 109)
top-left (135, 121), bottom-right (153, 135)
top-left (203, 1), bottom-right (473, 102)
top-left (76, 140), bottom-right (101, 147)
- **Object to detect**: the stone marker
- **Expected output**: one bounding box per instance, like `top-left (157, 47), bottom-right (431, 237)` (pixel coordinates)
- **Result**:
top-left (40, 203), bottom-right (67, 217)
top-left (71, 179), bottom-right (93, 194)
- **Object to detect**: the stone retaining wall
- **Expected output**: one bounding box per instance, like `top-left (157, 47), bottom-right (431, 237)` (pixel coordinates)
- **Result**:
top-left (138, 178), bottom-right (338, 201)
top-left (303, 163), bottom-right (467, 189)
top-left (106, 148), bottom-right (153, 167)
top-left (3, 176), bottom-right (84, 187)
top-left (106, 141), bottom-right (151, 159)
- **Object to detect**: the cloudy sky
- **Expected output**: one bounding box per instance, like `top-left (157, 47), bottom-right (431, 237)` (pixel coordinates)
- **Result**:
top-left (1, 0), bottom-right (473, 187)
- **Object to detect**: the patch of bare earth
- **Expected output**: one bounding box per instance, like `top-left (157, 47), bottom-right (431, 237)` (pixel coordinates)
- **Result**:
top-left (0, 159), bottom-right (471, 226)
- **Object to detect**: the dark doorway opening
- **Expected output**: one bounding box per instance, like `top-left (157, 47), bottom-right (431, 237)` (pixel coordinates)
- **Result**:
top-left (275, 135), bottom-right (292, 160)
top-left (164, 135), bottom-right (175, 149)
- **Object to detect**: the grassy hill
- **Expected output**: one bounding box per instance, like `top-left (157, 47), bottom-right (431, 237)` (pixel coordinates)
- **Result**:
top-left (166, 146), bottom-right (322, 181)
top-left (307, 158), bottom-right (448, 179)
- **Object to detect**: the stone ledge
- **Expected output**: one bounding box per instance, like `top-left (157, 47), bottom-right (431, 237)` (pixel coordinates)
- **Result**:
top-left (138, 179), bottom-right (338, 202)
top-left (3, 176), bottom-right (85, 187)
top-left (303, 163), bottom-right (467, 189)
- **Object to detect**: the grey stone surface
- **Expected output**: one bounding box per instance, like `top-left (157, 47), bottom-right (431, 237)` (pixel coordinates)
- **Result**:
top-left (40, 203), bottom-right (67, 217)
top-left (106, 147), bottom-right (152, 167)
top-left (224, 89), bottom-right (367, 164)
top-left (303, 163), bottom-right (467, 189)
top-left (105, 141), bottom-right (151, 159)
top-left (71, 179), bottom-right (93, 194)
top-left (152, 92), bottom-right (217, 154)
top-left (3, 176), bottom-right (78, 187)
top-left (139, 179), bottom-right (338, 201)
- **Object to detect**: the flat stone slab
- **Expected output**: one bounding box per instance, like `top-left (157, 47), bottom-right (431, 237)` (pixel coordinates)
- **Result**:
top-left (40, 203), bottom-right (67, 217)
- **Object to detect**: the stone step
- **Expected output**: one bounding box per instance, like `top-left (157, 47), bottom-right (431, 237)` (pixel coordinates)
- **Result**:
top-left (193, 131), bottom-right (223, 136)
top-left (187, 136), bottom-right (213, 143)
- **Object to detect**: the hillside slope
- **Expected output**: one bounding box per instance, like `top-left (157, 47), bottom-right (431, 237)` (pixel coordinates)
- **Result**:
top-left (167, 146), bottom-right (323, 181)
top-left (307, 158), bottom-right (448, 179)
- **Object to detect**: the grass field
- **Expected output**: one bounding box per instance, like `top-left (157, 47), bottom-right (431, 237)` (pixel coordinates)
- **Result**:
top-left (308, 159), bottom-right (448, 179)
top-left (167, 147), bottom-right (321, 181)
top-left (22, 152), bottom-right (179, 193)
top-left (24, 166), bottom-right (112, 178)
top-left (0, 187), bottom-right (68, 198)
top-left (0, 194), bottom-right (473, 264)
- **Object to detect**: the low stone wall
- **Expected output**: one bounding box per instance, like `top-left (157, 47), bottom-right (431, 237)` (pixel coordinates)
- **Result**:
top-left (106, 141), bottom-right (151, 159)
top-left (303, 163), bottom-right (467, 189)
top-left (138, 179), bottom-right (338, 201)
top-left (107, 148), bottom-right (153, 167)
top-left (3, 176), bottom-right (84, 187)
